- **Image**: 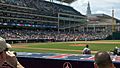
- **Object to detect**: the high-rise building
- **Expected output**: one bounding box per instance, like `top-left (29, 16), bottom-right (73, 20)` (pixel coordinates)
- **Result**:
top-left (86, 2), bottom-right (91, 16)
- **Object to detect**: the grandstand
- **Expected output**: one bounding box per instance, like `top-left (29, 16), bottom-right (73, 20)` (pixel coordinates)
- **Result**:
top-left (0, 0), bottom-right (86, 28)
top-left (86, 2), bottom-right (120, 40)
top-left (87, 14), bottom-right (120, 32)
top-left (0, 0), bottom-right (90, 43)
top-left (1, 0), bottom-right (120, 42)
top-left (0, 0), bottom-right (119, 43)
top-left (85, 14), bottom-right (120, 40)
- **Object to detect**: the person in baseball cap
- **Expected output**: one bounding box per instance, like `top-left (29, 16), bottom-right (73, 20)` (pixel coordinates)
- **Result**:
top-left (0, 37), bottom-right (9, 52)
top-left (0, 37), bottom-right (24, 68)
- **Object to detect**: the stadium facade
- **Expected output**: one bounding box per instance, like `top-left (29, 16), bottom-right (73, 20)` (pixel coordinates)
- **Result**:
top-left (0, 0), bottom-right (120, 43)
top-left (86, 2), bottom-right (120, 33)
top-left (0, 0), bottom-right (86, 32)
top-left (0, 0), bottom-right (88, 43)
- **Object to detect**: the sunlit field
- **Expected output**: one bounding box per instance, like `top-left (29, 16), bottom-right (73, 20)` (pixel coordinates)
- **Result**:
top-left (11, 40), bottom-right (120, 54)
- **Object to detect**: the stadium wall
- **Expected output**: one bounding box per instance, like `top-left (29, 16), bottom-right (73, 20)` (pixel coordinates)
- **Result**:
top-left (106, 32), bottom-right (120, 40)
top-left (17, 57), bottom-right (120, 68)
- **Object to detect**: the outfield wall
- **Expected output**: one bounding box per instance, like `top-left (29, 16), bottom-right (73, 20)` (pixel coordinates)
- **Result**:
top-left (18, 57), bottom-right (94, 68)
top-left (17, 52), bottom-right (120, 68)
top-left (106, 32), bottom-right (120, 40)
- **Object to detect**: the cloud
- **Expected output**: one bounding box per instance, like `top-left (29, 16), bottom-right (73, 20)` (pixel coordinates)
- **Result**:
top-left (105, 0), bottom-right (120, 3)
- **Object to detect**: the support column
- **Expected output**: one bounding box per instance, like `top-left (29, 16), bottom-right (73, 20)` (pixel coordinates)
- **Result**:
top-left (58, 13), bottom-right (60, 33)
top-left (94, 24), bottom-right (96, 32)
top-left (64, 20), bottom-right (65, 32)
top-left (83, 26), bottom-right (85, 32)
top-left (74, 22), bottom-right (75, 33)
top-left (69, 21), bottom-right (70, 33)
top-left (74, 27), bottom-right (75, 33)
top-left (87, 25), bottom-right (88, 32)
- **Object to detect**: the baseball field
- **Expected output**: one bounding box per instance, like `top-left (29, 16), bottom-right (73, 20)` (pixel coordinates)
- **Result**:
top-left (11, 40), bottom-right (120, 54)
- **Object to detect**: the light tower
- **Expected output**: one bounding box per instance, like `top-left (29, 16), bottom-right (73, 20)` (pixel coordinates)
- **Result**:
top-left (112, 9), bottom-right (115, 32)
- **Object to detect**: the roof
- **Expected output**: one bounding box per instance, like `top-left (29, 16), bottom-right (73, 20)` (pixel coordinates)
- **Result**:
top-left (88, 14), bottom-right (120, 23)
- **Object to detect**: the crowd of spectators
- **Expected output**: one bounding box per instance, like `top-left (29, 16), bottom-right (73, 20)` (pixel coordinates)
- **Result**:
top-left (0, 29), bottom-right (110, 41)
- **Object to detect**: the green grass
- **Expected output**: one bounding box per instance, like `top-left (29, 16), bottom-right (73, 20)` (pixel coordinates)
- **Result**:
top-left (12, 48), bottom-right (81, 54)
top-left (11, 40), bottom-right (120, 54)
top-left (96, 40), bottom-right (120, 42)
top-left (28, 42), bottom-right (84, 50)
top-left (90, 43), bottom-right (120, 51)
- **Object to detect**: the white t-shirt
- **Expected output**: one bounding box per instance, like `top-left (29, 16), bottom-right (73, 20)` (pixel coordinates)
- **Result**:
top-left (82, 47), bottom-right (91, 54)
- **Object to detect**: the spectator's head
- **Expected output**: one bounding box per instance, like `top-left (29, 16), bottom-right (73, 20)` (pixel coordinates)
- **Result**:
top-left (86, 45), bottom-right (89, 48)
top-left (0, 37), bottom-right (11, 53)
top-left (115, 46), bottom-right (118, 49)
top-left (0, 37), bottom-right (7, 52)
top-left (94, 51), bottom-right (115, 68)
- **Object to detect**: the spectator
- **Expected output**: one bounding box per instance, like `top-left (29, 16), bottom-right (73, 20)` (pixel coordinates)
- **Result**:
top-left (113, 47), bottom-right (119, 55)
top-left (0, 37), bottom-right (24, 68)
top-left (94, 51), bottom-right (116, 68)
top-left (112, 46), bottom-right (120, 56)
top-left (6, 43), bottom-right (24, 68)
top-left (82, 44), bottom-right (91, 54)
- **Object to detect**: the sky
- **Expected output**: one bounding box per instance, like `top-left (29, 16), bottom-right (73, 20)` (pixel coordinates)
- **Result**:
top-left (70, 0), bottom-right (120, 19)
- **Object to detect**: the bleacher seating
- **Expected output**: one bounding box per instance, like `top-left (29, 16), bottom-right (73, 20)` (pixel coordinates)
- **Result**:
top-left (0, 29), bottom-right (110, 41)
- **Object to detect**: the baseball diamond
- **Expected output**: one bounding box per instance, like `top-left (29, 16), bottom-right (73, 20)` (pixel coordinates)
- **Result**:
top-left (0, 0), bottom-right (120, 68)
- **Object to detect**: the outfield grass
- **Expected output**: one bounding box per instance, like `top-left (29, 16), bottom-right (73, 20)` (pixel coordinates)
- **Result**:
top-left (11, 40), bottom-right (120, 54)
top-left (12, 48), bottom-right (81, 54)
top-left (27, 43), bottom-right (84, 50)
